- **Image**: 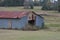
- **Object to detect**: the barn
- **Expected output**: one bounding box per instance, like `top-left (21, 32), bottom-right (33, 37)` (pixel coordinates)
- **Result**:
top-left (0, 11), bottom-right (44, 30)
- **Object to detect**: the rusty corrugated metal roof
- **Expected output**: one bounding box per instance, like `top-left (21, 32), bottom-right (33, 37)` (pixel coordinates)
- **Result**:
top-left (0, 11), bottom-right (44, 19)
top-left (0, 11), bottom-right (29, 18)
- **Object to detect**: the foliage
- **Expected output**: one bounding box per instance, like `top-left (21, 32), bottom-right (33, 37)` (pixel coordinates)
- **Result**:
top-left (0, 0), bottom-right (24, 6)
top-left (58, 5), bottom-right (60, 12)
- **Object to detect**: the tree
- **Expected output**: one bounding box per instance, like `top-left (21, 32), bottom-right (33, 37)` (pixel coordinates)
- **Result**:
top-left (42, 0), bottom-right (53, 10)
top-left (58, 0), bottom-right (60, 12)
top-left (29, 0), bottom-right (34, 9)
top-left (40, 0), bottom-right (44, 6)
top-left (24, 0), bottom-right (34, 9)
top-left (42, 0), bottom-right (48, 10)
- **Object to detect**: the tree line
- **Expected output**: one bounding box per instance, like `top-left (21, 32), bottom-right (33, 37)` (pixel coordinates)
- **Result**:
top-left (0, 0), bottom-right (24, 6)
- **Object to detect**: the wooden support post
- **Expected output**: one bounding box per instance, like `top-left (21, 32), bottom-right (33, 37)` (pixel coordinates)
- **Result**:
top-left (8, 19), bottom-right (12, 29)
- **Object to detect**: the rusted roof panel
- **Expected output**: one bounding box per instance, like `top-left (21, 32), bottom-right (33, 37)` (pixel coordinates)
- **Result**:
top-left (0, 11), bottom-right (28, 18)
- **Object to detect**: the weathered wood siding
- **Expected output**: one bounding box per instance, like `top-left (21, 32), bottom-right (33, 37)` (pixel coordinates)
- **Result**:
top-left (35, 16), bottom-right (44, 28)
top-left (0, 19), bottom-right (9, 28)
top-left (12, 16), bottom-right (28, 29)
top-left (0, 16), bottom-right (28, 29)
top-left (0, 15), bottom-right (44, 29)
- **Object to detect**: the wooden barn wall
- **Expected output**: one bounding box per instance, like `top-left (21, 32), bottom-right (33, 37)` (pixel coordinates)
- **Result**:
top-left (0, 15), bottom-right (44, 29)
top-left (0, 16), bottom-right (28, 29)
top-left (12, 16), bottom-right (28, 29)
top-left (35, 16), bottom-right (44, 28)
top-left (0, 19), bottom-right (9, 28)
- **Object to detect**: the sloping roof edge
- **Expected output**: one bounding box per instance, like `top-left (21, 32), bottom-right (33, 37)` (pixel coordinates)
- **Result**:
top-left (29, 11), bottom-right (44, 19)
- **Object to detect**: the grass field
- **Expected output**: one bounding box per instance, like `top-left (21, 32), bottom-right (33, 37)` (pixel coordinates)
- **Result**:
top-left (0, 6), bottom-right (60, 40)
top-left (0, 29), bottom-right (60, 40)
top-left (0, 6), bottom-right (41, 11)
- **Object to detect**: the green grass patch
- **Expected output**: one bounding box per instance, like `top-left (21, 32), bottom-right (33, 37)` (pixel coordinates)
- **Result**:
top-left (45, 23), bottom-right (60, 27)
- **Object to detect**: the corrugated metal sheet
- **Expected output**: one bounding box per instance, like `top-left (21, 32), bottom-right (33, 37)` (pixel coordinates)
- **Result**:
top-left (0, 11), bottom-right (28, 18)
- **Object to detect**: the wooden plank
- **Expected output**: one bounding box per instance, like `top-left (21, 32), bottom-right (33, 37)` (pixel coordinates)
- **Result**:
top-left (8, 19), bottom-right (12, 29)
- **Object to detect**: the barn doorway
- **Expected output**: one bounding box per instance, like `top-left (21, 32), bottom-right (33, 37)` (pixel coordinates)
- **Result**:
top-left (28, 20), bottom-right (35, 25)
top-left (28, 14), bottom-right (36, 25)
top-left (25, 13), bottom-right (37, 30)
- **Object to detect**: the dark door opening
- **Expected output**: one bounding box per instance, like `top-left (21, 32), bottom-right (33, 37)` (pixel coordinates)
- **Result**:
top-left (28, 14), bottom-right (36, 25)
top-left (28, 20), bottom-right (35, 25)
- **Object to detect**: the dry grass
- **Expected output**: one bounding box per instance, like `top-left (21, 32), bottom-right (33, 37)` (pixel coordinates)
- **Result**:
top-left (0, 29), bottom-right (60, 40)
